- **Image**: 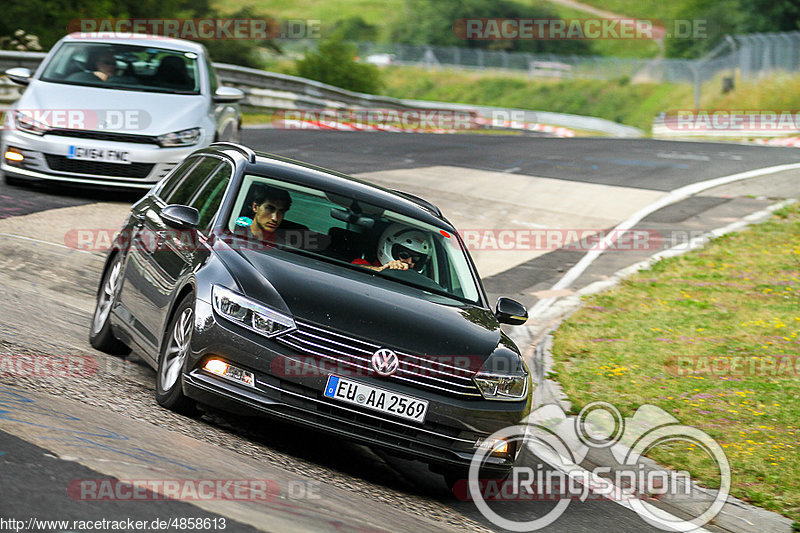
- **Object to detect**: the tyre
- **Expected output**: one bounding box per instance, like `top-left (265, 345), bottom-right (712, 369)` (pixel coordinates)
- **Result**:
top-left (89, 254), bottom-right (131, 355)
top-left (155, 294), bottom-right (198, 415)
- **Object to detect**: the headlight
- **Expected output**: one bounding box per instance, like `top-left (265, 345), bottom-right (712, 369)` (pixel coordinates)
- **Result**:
top-left (212, 285), bottom-right (295, 338)
top-left (157, 127), bottom-right (201, 147)
top-left (15, 111), bottom-right (49, 135)
top-left (473, 372), bottom-right (528, 401)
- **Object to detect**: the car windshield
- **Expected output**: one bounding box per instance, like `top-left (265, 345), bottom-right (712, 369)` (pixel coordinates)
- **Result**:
top-left (40, 42), bottom-right (201, 94)
top-left (226, 175), bottom-right (482, 304)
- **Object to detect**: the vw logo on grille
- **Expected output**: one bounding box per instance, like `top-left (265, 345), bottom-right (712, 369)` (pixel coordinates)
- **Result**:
top-left (371, 348), bottom-right (399, 376)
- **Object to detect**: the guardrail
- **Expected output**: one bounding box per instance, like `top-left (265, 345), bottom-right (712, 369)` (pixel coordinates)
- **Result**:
top-left (0, 50), bottom-right (642, 137)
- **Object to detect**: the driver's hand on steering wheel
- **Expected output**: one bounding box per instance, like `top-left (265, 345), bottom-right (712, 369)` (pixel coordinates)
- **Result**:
top-left (378, 259), bottom-right (409, 271)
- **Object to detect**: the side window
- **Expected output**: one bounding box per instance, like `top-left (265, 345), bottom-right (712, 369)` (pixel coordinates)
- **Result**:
top-left (163, 157), bottom-right (222, 206)
top-left (156, 156), bottom-right (200, 201)
top-left (191, 162), bottom-right (232, 232)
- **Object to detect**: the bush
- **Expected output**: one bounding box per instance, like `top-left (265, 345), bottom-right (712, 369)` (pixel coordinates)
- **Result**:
top-left (296, 36), bottom-right (382, 94)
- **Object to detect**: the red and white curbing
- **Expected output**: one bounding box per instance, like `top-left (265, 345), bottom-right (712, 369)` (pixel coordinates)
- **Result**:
top-left (474, 117), bottom-right (576, 137)
top-left (752, 136), bottom-right (800, 147)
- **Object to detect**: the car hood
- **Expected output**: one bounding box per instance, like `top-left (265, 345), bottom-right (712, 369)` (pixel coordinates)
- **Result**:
top-left (16, 80), bottom-right (205, 136)
top-left (232, 247), bottom-right (503, 361)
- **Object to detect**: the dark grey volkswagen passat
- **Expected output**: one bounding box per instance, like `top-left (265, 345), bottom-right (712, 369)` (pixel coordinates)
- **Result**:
top-left (90, 142), bottom-right (532, 482)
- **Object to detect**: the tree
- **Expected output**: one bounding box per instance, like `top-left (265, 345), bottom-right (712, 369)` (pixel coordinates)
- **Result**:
top-left (296, 36), bottom-right (382, 94)
top-left (390, 0), bottom-right (592, 55)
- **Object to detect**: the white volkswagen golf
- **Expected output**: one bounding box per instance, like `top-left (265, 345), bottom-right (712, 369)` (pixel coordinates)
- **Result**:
top-left (2, 33), bottom-right (243, 189)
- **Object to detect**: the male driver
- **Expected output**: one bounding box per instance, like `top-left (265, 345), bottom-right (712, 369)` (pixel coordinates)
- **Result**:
top-left (241, 184), bottom-right (292, 242)
top-left (353, 224), bottom-right (430, 272)
top-left (91, 49), bottom-right (117, 81)
top-left (66, 47), bottom-right (117, 83)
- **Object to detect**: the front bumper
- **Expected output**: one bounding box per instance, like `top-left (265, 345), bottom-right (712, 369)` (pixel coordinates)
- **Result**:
top-left (1, 129), bottom-right (201, 188)
top-left (184, 299), bottom-right (532, 473)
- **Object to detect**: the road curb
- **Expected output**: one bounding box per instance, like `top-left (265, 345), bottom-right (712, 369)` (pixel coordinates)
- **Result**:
top-left (517, 198), bottom-right (797, 533)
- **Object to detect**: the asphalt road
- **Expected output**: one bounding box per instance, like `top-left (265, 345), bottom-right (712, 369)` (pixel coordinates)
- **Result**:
top-left (2, 131), bottom-right (799, 532)
top-left (240, 130), bottom-right (800, 190)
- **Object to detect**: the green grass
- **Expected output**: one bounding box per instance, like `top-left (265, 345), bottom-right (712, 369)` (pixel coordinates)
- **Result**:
top-left (373, 67), bottom-right (800, 133)
top-left (563, 0), bottom-right (692, 22)
top-left (550, 203), bottom-right (800, 520)
top-left (379, 66), bottom-right (693, 131)
top-left (213, 0), bottom-right (405, 40)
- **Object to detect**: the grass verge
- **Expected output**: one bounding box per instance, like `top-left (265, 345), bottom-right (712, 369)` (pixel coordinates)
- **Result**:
top-left (377, 67), bottom-right (800, 133)
top-left (380, 66), bottom-right (692, 131)
top-left (550, 202), bottom-right (800, 520)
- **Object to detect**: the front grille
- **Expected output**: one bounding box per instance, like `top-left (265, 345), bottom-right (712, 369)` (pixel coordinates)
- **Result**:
top-left (44, 154), bottom-right (153, 178)
top-left (46, 129), bottom-right (160, 145)
top-left (188, 370), bottom-right (481, 459)
top-left (276, 321), bottom-right (483, 398)
top-left (253, 375), bottom-right (473, 450)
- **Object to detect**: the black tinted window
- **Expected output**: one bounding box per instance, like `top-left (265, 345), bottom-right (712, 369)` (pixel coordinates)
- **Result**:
top-left (157, 156), bottom-right (199, 201)
top-left (191, 162), bottom-right (232, 231)
top-left (163, 157), bottom-right (222, 206)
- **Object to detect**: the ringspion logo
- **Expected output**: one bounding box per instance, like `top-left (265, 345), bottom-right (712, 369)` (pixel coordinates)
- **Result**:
top-left (468, 402), bottom-right (730, 531)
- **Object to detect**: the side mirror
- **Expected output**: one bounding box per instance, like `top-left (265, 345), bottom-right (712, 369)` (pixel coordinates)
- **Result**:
top-left (213, 86), bottom-right (244, 103)
top-left (5, 67), bottom-right (32, 86)
top-left (495, 297), bottom-right (528, 325)
top-left (161, 204), bottom-right (199, 229)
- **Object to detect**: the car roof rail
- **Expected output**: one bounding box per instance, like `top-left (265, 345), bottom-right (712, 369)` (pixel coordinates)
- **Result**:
top-left (210, 142), bottom-right (256, 163)
top-left (392, 190), bottom-right (442, 218)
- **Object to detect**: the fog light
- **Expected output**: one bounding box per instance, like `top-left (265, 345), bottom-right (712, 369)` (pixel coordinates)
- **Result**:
top-left (203, 358), bottom-right (255, 387)
top-left (475, 438), bottom-right (510, 455)
top-left (4, 149), bottom-right (23, 163)
top-left (205, 359), bottom-right (228, 375)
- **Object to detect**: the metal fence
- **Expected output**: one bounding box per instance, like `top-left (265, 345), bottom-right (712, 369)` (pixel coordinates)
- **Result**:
top-left (734, 32), bottom-right (800, 79)
top-left (280, 31), bottom-right (800, 85)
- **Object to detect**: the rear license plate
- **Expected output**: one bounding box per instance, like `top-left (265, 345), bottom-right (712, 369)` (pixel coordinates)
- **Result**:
top-left (323, 375), bottom-right (429, 423)
top-left (68, 145), bottom-right (131, 164)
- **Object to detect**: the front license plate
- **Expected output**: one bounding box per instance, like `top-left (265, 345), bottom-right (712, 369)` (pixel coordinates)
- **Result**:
top-left (323, 375), bottom-right (429, 423)
top-left (68, 145), bottom-right (131, 164)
